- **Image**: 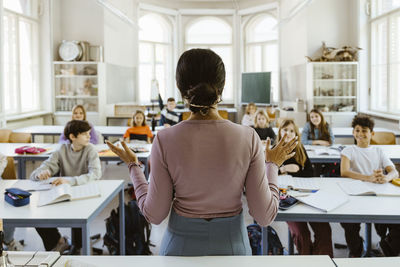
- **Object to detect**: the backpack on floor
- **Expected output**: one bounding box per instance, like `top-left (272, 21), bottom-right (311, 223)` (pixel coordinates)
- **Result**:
top-left (247, 224), bottom-right (284, 255)
top-left (103, 200), bottom-right (152, 255)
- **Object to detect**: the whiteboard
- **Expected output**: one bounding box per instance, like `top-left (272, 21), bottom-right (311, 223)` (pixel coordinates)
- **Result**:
top-left (106, 64), bottom-right (135, 104)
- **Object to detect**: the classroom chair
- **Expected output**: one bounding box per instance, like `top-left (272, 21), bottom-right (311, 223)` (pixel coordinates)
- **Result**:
top-left (266, 107), bottom-right (277, 124)
top-left (8, 132), bottom-right (32, 143)
top-left (2, 157), bottom-right (17, 180)
top-left (371, 132), bottom-right (396, 145)
top-left (0, 129), bottom-right (12, 142)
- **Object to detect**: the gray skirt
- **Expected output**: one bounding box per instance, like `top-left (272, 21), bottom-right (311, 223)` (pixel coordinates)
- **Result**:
top-left (159, 209), bottom-right (252, 256)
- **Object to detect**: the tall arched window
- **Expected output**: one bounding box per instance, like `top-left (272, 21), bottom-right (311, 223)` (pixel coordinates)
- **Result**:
top-left (245, 14), bottom-right (279, 103)
top-left (138, 13), bottom-right (172, 103)
top-left (185, 17), bottom-right (233, 102)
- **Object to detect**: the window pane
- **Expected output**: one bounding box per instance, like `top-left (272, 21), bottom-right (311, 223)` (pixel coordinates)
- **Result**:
top-left (247, 15), bottom-right (277, 42)
top-left (155, 64), bottom-right (166, 99)
top-left (2, 14), bottom-right (18, 114)
top-left (372, 0), bottom-right (400, 18)
top-left (139, 14), bottom-right (169, 43)
top-left (138, 64), bottom-right (152, 103)
top-left (186, 18), bottom-right (231, 44)
top-left (19, 19), bottom-right (39, 112)
top-left (390, 14), bottom-right (400, 111)
top-left (139, 42), bottom-right (152, 63)
top-left (371, 19), bottom-right (388, 111)
top-left (3, 0), bottom-right (37, 17)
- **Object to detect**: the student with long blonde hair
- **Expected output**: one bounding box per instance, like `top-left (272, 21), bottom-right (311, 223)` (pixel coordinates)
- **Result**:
top-left (253, 110), bottom-right (276, 144)
top-left (59, 105), bottom-right (100, 144)
top-left (241, 103), bottom-right (257, 127)
top-left (277, 119), bottom-right (333, 257)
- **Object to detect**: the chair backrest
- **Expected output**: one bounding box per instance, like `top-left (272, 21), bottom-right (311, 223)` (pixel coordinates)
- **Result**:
top-left (9, 132), bottom-right (32, 143)
top-left (2, 157), bottom-right (16, 180)
top-left (266, 107), bottom-right (276, 121)
top-left (0, 129), bottom-right (12, 143)
top-left (181, 112), bottom-right (191, 121)
top-left (371, 132), bottom-right (396, 145)
top-left (218, 110), bottom-right (228, 119)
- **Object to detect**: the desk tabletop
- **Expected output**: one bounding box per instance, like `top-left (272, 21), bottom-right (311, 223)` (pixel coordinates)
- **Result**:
top-left (0, 142), bottom-right (151, 159)
top-left (276, 177), bottom-right (400, 223)
top-left (0, 180), bottom-right (123, 220)
top-left (333, 257), bottom-right (400, 266)
top-left (54, 255), bottom-right (335, 267)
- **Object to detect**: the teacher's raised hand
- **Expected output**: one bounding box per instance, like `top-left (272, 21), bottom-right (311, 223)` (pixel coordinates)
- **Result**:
top-left (265, 133), bottom-right (298, 166)
top-left (106, 141), bottom-right (139, 165)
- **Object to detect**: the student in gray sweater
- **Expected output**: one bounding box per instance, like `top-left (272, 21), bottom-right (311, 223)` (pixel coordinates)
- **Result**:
top-left (30, 120), bottom-right (101, 254)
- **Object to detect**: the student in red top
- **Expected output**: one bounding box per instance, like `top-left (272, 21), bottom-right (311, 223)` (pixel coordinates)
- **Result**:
top-left (124, 110), bottom-right (153, 143)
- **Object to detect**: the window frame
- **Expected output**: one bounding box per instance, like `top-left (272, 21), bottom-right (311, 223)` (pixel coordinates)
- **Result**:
top-left (243, 12), bottom-right (279, 103)
top-left (138, 12), bottom-right (173, 104)
top-left (2, 6), bottom-right (40, 115)
top-left (184, 16), bottom-right (234, 103)
top-left (369, 3), bottom-right (400, 115)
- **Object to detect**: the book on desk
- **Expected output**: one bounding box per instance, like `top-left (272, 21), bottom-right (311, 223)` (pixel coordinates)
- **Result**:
top-left (338, 179), bottom-right (400, 196)
top-left (38, 182), bottom-right (101, 207)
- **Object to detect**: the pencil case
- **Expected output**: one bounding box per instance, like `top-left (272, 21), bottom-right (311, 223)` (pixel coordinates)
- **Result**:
top-left (4, 188), bottom-right (31, 207)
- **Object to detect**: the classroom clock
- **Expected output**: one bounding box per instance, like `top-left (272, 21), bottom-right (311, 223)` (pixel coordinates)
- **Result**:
top-left (58, 40), bottom-right (82, 61)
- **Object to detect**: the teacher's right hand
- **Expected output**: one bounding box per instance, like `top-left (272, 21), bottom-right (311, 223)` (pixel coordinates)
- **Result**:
top-left (265, 133), bottom-right (297, 166)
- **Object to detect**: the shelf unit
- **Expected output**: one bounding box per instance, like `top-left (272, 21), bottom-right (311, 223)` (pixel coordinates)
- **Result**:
top-left (307, 62), bottom-right (359, 126)
top-left (53, 61), bottom-right (106, 125)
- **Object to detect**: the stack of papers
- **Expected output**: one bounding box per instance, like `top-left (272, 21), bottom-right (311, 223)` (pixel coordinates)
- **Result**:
top-left (296, 190), bottom-right (349, 212)
top-left (278, 175), bottom-right (320, 192)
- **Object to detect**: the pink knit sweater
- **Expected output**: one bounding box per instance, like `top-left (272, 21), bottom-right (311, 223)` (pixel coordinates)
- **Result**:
top-left (129, 119), bottom-right (279, 226)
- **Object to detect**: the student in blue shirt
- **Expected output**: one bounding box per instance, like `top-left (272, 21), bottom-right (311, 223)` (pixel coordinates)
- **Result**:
top-left (159, 98), bottom-right (181, 127)
top-left (301, 109), bottom-right (334, 146)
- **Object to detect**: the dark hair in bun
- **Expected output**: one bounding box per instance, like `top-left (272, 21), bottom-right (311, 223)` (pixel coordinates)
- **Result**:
top-left (176, 49), bottom-right (225, 115)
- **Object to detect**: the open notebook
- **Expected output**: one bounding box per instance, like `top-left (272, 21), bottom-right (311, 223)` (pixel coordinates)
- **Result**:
top-left (295, 190), bottom-right (349, 212)
top-left (12, 178), bottom-right (59, 191)
top-left (38, 182), bottom-right (101, 207)
top-left (278, 175), bottom-right (320, 192)
top-left (338, 180), bottom-right (400, 196)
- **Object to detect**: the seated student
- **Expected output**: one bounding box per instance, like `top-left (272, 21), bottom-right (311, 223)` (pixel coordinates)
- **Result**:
top-left (277, 119), bottom-right (333, 257)
top-left (159, 97), bottom-right (181, 127)
top-left (0, 153), bottom-right (24, 251)
top-left (59, 105), bottom-right (100, 144)
top-left (301, 109), bottom-right (334, 146)
top-left (241, 102), bottom-right (257, 127)
top-left (252, 110), bottom-right (276, 144)
top-left (30, 120), bottom-right (102, 254)
top-left (340, 115), bottom-right (399, 257)
top-left (124, 110), bottom-right (153, 144)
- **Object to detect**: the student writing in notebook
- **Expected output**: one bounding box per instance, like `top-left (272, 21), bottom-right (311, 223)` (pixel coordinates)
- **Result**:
top-left (252, 110), bottom-right (276, 144)
top-left (59, 104), bottom-right (100, 144)
top-left (241, 102), bottom-right (257, 127)
top-left (30, 120), bottom-right (102, 254)
top-left (0, 153), bottom-right (24, 251)
top-left (123, 110), bottom-right (153, 143)
top-left (301, 109), bottom-right (334, 146)
top-left (340, 115), bottom-right (399, 257)
top-left (277, 119), bottom-right (333, 257)
top-left (107, 48), bottom-right (297, 256)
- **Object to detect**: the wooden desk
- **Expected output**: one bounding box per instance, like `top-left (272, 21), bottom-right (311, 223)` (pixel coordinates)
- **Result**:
top-left (334, 257), bottom-right (400, 266)
top-left (1, 180), bottom-right (125, 255)
top-left (0, 143), bottom-right (151, 179)
top-left (262, 177), bottom-right (400, 255)
top-left (54, 255), bottom-right (335, 267)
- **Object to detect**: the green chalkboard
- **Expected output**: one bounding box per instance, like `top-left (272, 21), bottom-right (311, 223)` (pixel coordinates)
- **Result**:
top-left (241, 72), bottom-right (271, 104)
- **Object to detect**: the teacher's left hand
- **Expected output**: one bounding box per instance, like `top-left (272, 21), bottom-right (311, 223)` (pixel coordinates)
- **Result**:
top-left (106, 141), bottom-right (139, 165)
